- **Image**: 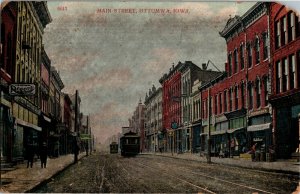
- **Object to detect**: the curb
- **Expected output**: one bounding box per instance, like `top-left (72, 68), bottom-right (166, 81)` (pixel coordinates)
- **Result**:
top-left (141, 153), bottom-right (300, 177)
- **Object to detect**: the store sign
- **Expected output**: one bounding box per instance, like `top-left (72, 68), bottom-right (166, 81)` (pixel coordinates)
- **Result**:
top-left (9, 84), bottom-right (36, 96)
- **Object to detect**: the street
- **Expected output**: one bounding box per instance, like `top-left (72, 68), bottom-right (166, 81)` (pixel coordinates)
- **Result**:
top-left (33, 152), bottom-right (299, 193)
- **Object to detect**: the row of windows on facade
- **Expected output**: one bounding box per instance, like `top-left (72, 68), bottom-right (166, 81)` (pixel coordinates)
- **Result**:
top-left (276, 51), bottom-right (300, 94)
top-left (202, 78), bottom-right (269, 118)
top-left (227, 32), bottom-right (268, 77)
top-left (275, 11), bottom-right (300, 49)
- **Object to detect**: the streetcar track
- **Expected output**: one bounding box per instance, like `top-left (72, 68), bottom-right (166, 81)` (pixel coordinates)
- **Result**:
top-left (120, 158), bottom-right (190, 193)
top-left (135, 157), bottom-right (275, 194)
top-left (131, 160), bottom-right (216, 194)
top-left (99, 158), bottom-right (106, 192)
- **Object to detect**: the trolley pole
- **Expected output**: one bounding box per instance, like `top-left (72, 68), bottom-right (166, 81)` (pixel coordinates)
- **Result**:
top-left (207, 87), bottom-right (211, 164)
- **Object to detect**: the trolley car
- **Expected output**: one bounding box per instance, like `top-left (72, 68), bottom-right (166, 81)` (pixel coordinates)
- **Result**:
top-left (110, 142), bottom-right (118, 154)
top-left (120, 131), bottom-right (140, 156)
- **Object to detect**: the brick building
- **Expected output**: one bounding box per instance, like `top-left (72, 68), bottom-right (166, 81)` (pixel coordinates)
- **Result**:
top-left (159, 62), bottom-right (183, 153)
top-left (0, 2), bottom-right (17, 163)
top-left (269, 3), bottom-right (300, 159)
top-left (200, 2), bottom-right (272, 157)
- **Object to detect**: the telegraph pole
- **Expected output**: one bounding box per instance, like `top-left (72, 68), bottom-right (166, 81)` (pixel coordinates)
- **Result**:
top-left (207, 87), bottom-right (211, 163)
top-left (74, 90), bottom-right (79, 163)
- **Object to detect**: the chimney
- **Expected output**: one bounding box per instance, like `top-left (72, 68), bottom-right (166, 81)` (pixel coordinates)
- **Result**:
top-left (202, 63), bottom-right (207, 70)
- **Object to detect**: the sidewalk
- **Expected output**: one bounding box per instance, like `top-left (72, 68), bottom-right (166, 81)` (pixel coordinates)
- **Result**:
top-left (142, 152), bottom-right (300, 175)
top-left (0, 152), bottom-right (86, 193)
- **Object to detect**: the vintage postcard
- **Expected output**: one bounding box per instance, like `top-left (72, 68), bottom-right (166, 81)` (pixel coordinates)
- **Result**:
top-left (1, 0), bottom-right (300, 193)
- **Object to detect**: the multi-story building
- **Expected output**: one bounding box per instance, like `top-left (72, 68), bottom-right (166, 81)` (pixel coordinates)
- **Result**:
top-left (39, 46), bottom-right (51, 149)
top-left (180, 61), bottom-right (222, 153)
top-left (0, 2), bottom-right (17, 163)
top-left (62, 93), bottom-right (72, 154)
top-left (144, 85), bottom-right (162, 152)
top-left (159, 62), bottom-right (183, 153)
top-left (200, 2), bottom-right (272, 157)
top-left (48, 66), bottom-right (64, 157)
top-left (129, 99), bottom-right (146, 152)
top-left (269, 3), bottom-right (300, 159)
top-left (12, 1), bottom-right (51, 161)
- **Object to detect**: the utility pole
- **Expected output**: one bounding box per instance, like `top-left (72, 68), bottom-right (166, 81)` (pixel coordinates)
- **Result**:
top-left (207, 86), bottom-right (211, 164)
top-left (74, 90), bottom-right (79, 163)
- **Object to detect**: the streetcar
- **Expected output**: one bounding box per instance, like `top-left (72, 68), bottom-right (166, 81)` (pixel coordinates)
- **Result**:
top-left (110, 142), bottom-right (118, 154)
top-left (120, 131), bottom-right (140, 156)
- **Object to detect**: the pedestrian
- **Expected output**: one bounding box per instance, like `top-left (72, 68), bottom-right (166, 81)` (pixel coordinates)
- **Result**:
top-left (26, 144), bottom-right (34, 168)
top-left (40, 142), bottom-right (48, 168)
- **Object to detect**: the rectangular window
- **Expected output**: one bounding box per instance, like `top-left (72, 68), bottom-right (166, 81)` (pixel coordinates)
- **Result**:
top-left (249, 85), bottom-right (253, 110)
top-left (219, 93), bottom-right (222, 114)
top-left (235, 86), bottom-right (238, 110)
top-left (289, 54), bottom-right (296, 90)
top-left (234, 50), bottom-right (238, 73)
top-left (215, 95), bottom-right (218, 115)
top-left (282, 16), bottom-right (287, 45)
top-left (255, 38), bottom-right (260, 64)
top-left (264, 78), bottom-right (268, 105)
top-left (282, 58), bottom-right (288, 91)
top-left (256, 81), bottom-right (261, 108)
top-left (263, 33), bottom-right (268, 60)
top-left (240, 45), bottom-right (244, 69)
top-left (241, 84), bottom-right (245, 107)
top-left (229, 89), bottom-right (232, 111)
top-left (228, 54), bottom-right (232, 76)
top-left (224, 91), bottom-right (227, 112)
top-left (209, 97), bottom-right (212, 117)
top-left (288, 12), bottom-right (296, 41)
top-left (247, 44), bottom-right (252, 68)
top-left (276, 21), bottom-right (281, 48)
top-left (276, 60), bottom-right (281, 93)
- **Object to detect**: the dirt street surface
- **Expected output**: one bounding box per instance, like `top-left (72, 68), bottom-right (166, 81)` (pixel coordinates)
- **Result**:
top-left (33, 152), bottom-right (299, 193)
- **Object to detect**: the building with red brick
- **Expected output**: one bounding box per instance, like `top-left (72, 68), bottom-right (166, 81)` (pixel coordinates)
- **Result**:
top-left (200, 2), bottom-right (272, 157)
top-left (0, 1), bottom-right (17, 163)
top-left (159, 62), bottom-right (183, 152)
top-left (269, 2), bottom-right (300, 159)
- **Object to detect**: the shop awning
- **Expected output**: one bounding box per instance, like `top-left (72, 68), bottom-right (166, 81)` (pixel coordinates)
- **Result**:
top-left (16, 118), bottom-right (42, 132)
top-left (227, 127), bottom-right (244, 134)
top-left (247, 123), bottom-right (271, 132)
top-left (211, 130), bottom-right (226, 135)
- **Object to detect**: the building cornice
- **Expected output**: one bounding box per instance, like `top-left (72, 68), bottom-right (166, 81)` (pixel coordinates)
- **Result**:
top-left (51, 67), bottom-right (65, 90)
top-left (219, 2), bottom-right (269, 41)
top-left (32, 1), bottom-right (52, 28)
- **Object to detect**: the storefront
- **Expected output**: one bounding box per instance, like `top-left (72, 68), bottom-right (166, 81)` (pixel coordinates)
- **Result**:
top-left (15, 118), bottom-right (42, 161)
top-left (191, 121), bottom-right (201, 153)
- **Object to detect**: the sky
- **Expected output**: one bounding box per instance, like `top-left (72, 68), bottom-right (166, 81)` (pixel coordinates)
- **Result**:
top-left (43, 1), bottom-right (299, 144)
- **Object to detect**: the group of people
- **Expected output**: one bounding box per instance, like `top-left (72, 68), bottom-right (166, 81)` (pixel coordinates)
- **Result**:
top-left (26, 142), bottom-right (48, 168)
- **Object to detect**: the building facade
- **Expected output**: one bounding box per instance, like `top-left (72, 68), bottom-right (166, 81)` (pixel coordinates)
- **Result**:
top-left (269, 2), bottom-right (300, 159)
top-left (48, 66), bottom-right (64, 157)
top-left (0, 2), bottom-right (17, 163)
top-left (129, 99), bottom-right (146, 152)
top-left (12, 1), bottom-right (51, 162)
top-left (159, 62), bottom-right (183, 153)
top-left (200, 2), bottom-right (272, 157)
top-left (144, 85), bottom-right (162, 152)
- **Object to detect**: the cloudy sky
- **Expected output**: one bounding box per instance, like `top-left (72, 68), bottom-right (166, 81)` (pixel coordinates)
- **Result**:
top-left (43, 1), bottom-right (298, 144)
